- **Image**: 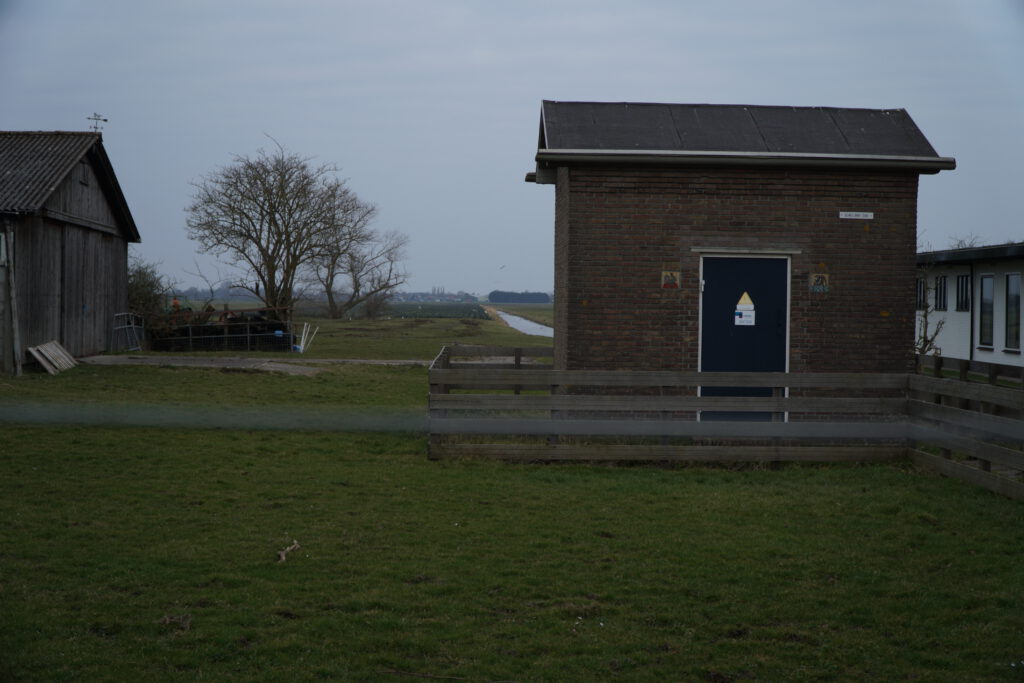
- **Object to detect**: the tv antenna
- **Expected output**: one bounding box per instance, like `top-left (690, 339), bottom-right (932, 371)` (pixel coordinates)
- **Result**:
top-left (87, 113), bottom-right (108, 132)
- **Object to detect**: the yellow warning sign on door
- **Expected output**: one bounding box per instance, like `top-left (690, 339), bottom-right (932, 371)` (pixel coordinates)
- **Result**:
top-left (735, 291), bottom-right (755, 326)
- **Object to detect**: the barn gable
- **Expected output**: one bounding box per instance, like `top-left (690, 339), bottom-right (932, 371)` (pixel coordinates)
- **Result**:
top-left (1, 132), bottom-right (141, 373)
top-left (0, 131), bottom-right (140, 241)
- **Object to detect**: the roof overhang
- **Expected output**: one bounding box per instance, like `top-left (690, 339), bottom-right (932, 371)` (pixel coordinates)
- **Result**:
top-left (918, 243), bottom-right (1024, 266)
top-left (529, 148), bottom-right (955, 183)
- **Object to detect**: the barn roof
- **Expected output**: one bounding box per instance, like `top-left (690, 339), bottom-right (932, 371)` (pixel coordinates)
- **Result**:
top-left (0, 131), bottom-right (140, 241)
top-left (529, 101), bottom-right (955, 181)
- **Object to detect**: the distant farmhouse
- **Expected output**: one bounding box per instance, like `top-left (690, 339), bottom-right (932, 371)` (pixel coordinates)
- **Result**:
top-left (527, 100), bottom-right (955, 375)
top-left (0, 132), bottom-right (140, 374)
top-left (917, 243), bottom-right (1024, 368)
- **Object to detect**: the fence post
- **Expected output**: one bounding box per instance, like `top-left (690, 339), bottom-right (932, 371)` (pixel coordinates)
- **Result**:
top-left (548, 373), bottom-right (560, 446)
top-left (956, 359), bottom-right (971, 410)
top-left (975, 363), bottom-right (1003, 471)
top-left (930, 355), bottom-right (944, 405)
top-left (513, 347), bottom-right (522, 395)
top-left (427, 346), bottom-right (451, 460)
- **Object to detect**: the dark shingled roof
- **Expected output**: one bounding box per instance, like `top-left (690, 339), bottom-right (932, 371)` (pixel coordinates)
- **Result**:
top-left (532, 101), bottom-right (955, 176)
top-left (0, 131), bottom-right (139, 241)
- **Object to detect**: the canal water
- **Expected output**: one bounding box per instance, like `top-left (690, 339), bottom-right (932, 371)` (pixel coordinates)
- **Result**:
top-left (494, 310), bottom-right (554, 338)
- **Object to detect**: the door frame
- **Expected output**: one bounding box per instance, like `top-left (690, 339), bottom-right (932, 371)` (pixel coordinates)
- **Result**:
top-left (696, 252), bottom-right (792, 419)
top-left (697, 252), bottom-right (792, 373)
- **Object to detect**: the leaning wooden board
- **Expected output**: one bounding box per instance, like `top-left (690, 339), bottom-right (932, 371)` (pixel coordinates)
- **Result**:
top-left (27, 341), bottom-right (78, 375)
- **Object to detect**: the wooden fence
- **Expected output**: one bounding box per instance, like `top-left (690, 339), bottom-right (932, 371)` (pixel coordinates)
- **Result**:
top-left (909, 355), bottom-right (1024, 499)
top-left (428, 345), bottom-right (1024, 499)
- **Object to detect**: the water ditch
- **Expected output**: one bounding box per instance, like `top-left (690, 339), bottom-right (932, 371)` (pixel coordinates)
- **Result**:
top-left (492, 310), bottom-right (554, 338)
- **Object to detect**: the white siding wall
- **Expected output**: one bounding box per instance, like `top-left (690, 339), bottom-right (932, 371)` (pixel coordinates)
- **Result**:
top-left (919, 258), bottom-right (1024, 367)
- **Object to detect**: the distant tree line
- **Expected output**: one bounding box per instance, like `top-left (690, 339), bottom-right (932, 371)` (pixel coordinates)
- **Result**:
top-left (487, 290), bottom-right (551, 304)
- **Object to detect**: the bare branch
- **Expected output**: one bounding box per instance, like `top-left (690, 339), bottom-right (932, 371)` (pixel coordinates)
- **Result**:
top-left (186, 143), bottom-right (354, 320)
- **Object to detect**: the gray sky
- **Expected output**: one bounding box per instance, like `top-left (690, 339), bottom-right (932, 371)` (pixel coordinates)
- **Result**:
top-left (2, 1), bottom-right (1022, 295)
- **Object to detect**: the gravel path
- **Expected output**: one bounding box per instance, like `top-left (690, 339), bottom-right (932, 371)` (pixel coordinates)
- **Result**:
top-left (79, 355), bottom-right (429, 376)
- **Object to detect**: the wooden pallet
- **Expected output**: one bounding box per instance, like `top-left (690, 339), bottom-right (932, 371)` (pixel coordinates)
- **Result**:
top-left (27, 341), bottom-right (78, 375)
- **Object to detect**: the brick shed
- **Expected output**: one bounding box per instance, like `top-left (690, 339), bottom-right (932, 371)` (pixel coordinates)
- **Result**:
top-left (526, 101), bottom-right (955, 376)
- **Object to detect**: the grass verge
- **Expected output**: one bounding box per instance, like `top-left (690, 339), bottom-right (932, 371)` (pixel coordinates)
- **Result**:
top-left (3, 329), bottom-right (1023, 680)
top-left (269, 316), bottom-right (549, 359)
top-left (2, 421), bottom-right (1024, 680)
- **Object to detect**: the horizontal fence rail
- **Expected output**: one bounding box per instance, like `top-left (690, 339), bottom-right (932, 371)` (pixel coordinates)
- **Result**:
top-left (427, 346), bottom-right (1024, 499)
top-left (908, 355), bottom-right (1024, 499)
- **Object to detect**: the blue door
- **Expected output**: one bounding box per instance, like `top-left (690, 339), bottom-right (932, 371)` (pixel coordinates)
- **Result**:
top-left (700, 257), bottom-right (788, 420)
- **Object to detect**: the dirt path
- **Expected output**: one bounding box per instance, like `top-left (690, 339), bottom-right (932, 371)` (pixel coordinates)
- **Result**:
top-left (79, 355), bottom-right (430, 376)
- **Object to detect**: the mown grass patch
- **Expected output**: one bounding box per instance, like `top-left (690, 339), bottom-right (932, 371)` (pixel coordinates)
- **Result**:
top-left (2, 363), bottom-right (427, 409)
top-left (2, 422), bottom-right (1023, 681)
top-left (388, 302), bottom-right (490, 320)
top-left (107, 315), bottom-right (548, 361)
top-left (283, 316), bottom-right (548, 359)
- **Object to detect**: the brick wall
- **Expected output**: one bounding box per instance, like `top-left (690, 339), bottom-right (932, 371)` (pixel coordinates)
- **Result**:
top-left (553, 164), bottom-right (920, 373)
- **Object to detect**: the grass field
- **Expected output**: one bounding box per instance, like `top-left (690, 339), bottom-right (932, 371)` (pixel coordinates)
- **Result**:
top-left (2, 317), bottom-right (1024, 680)
top-left (300, 316), bottom-right (540, 359)
top-left (136, 314), bottom-right (552, 360)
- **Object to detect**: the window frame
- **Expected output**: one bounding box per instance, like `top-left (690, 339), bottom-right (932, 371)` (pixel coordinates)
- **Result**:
top-left (933, 274), bottom-right (947, 311)
top-left (1006, 272), bottom-right (1021, 351)
top-left (979, 274), bottom-right (994, 348)
top-left (955, 274), bottom-right (971, 312)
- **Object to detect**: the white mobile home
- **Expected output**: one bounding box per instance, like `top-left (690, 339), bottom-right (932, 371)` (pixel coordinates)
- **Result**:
top-left (917, 243), bottom-right (1024, 367)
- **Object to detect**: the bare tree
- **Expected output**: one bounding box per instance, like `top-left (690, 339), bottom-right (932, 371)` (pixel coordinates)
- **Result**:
top-left (186, 142), bottom-right (352, 320)
top-left (948, 233), bottom-right (982, 249)
top-left (915, 260), bottom-right (945, 357)
top-left (312, 224), bottom-right (409, 319)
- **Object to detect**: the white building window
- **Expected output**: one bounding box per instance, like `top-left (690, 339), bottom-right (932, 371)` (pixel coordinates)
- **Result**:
top-left (956, 274), bottom-right (971, 311)
top-left (979, 275), bottom-right (994, 348)
top-left (1007, 273), bottom-right (1021, 351)
top-left (934, 275), bottom-right (947, 311)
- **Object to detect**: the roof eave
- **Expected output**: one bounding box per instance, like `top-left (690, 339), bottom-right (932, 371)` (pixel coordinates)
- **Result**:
top-left (534, 149), bottom-right (957, 174)
top-left (86, 140), bottom-right (141, 243)
top-left (918, 243), bottom-right (1024, 265)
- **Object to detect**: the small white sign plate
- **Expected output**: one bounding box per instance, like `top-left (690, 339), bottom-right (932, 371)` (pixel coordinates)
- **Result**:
top-left (839, 211), bottom-right (874, 220)
top-left (734, 310), bottom-right (755, 326)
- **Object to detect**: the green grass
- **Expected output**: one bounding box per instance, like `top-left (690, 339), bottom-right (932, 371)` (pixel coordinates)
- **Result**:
top-left (3, 363), bottom-right (426, 409)
top-left (2, 424), bottom-right (1023, 680)
top-left (388, 302), bottom-right (490, 319)
top-left (111, 315), bottom-right (550, 360)
top-left (2, 320), bottom-right (1024, 680)
top-left (288, 316), bottom-right (550, 359)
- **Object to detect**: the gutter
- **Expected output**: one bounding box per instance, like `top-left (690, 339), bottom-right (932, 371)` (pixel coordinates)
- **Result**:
top-left (534, 148), bottom-right (956, 175)
top-left (918, 243), bottom-right (1024, 266)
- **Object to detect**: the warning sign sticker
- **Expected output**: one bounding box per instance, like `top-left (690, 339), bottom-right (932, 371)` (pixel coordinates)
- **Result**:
top-left (735, 291), bottom-right (755, 326)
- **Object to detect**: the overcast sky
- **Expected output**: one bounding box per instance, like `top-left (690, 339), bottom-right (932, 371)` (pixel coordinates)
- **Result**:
top-left (1, 0), bottom-right (1022, 294)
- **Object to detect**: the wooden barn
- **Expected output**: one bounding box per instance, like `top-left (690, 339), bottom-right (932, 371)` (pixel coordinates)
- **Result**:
top-left (0, 132), bottom-right (140, 374)
top-left (526, 101), bottom-right (956, 375)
